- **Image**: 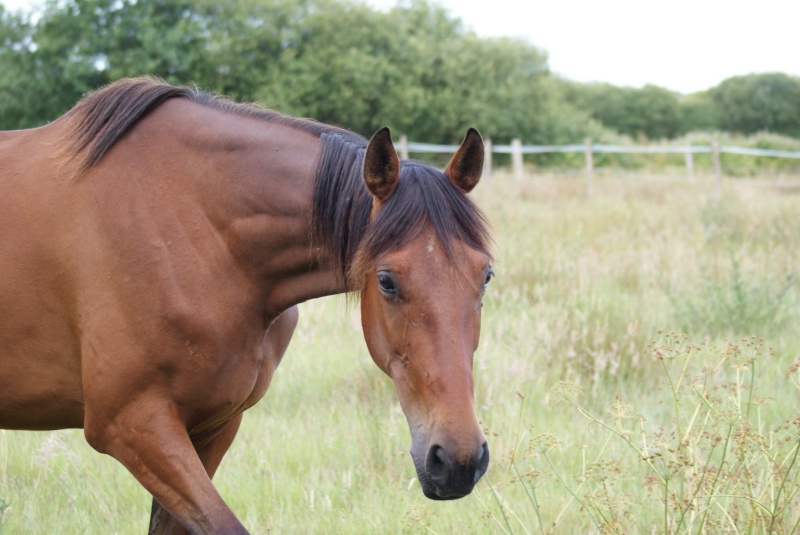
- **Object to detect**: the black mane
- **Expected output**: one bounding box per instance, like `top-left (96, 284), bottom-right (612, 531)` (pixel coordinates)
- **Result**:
top-left (311, 132), bottom-right (491, 287)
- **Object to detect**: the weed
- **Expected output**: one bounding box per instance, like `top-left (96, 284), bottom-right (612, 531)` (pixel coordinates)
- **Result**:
top-left (483, 333), bottom-right (800, 534)
top-left (668, 251), bottom-right (796, 339)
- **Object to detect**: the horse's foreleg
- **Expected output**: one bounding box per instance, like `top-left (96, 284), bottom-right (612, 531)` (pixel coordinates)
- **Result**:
top-left (84, 402), bottom-right (248, 535)
top-left (149, 414), bottom-right (244, 535)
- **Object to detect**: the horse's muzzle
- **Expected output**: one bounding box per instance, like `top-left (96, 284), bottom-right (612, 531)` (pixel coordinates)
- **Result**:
top-left (414, 441), bottom-right (490, 500)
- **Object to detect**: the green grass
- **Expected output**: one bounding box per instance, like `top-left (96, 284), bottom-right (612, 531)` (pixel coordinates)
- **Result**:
top-left (2, 174), bottom-right (800, 533)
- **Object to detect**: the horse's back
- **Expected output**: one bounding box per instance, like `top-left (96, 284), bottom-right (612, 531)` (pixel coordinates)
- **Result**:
top-left (0, 119), bottom-right (87, 429)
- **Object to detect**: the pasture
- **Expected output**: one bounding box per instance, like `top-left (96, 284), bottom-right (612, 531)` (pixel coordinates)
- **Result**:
top-left (2, 172), bottom-right (800, 533)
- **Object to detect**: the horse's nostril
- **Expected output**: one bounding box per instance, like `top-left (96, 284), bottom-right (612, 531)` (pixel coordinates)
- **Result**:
top-left (475, 442), bottom-right (486, 463)
top-left (426, 445), bottom-right (450, 486)
top-left (474, 442), bottom-right (490, 483)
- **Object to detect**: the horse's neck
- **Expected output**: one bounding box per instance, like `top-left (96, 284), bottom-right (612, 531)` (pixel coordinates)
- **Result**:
top-left (199, 116), bottom-right (348, 313)
top-left (127, 99), bottom-right (352, 312)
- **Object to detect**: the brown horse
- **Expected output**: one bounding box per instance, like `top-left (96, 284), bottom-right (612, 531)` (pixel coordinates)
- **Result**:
top-left (0, 77), bottom-right (493, 534)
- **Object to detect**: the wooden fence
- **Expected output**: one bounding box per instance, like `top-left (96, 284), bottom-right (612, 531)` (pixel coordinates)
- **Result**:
top-left (396, 135), bottom-right (800, 198)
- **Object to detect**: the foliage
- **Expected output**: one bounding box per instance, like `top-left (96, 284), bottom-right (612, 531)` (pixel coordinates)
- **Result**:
top-left (714, 73), bottom-right (800, 138)
top-left (557, 73), bottom-right (800, 142)
top-left (679, 89), bottom-right (720, 133)
top-left (560, 80), bottom-right (683, 140)
top-left (0, 0), bottom-right (602, 144)
top-left (5, 0), bottom-right (798, 144)
top-left (668, 233), bottom-right (795, 339)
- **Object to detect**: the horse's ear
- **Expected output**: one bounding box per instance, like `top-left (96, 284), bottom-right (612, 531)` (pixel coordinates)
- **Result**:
top-left (444, 127), bottom-right (484, 193)
top-left (363, 127), bottom-right (400, 202)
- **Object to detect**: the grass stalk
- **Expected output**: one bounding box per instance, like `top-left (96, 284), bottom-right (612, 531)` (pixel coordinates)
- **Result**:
top-left (770, 439), bottom-right (800, 532)
top-left (484, 475), bottom-right (515, 535)
top-left (564, 397), bottom-right (667, 487)
top-left (541, 451), bottom-right (601, 530)
top-left (511, 460), bottom-right (545, 535)
top-left (505, 394), bottom-right (527, 487)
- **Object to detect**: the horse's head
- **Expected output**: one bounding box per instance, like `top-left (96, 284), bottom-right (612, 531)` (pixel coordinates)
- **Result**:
top-left (354, 127), bottom-right (492, 500)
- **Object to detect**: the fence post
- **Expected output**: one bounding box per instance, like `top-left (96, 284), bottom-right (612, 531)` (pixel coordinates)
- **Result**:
top-left (483, 138), bottom-right (492, 180)
top-left (399, 134), bottom-right (409, 160)
top-left (685, 139), bottom-right (695, 182)
top-left (511, 138), bottom-right (523, 180)
top-left (711, 137), bottom-right (722, 200)
top-left (584, 137), bottom-right (594, 198)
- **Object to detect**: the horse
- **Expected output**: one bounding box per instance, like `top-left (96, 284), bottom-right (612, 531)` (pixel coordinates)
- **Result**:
top-left (0, 77), bottom-right (493, 534)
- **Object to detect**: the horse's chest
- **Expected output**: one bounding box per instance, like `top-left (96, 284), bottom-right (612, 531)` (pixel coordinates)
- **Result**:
top-left (182, 348), bottom-right (273, 436)
top-left (236, 306), bottom-right (298, 405)
top-left (187, 306), bottom-right (298, 435)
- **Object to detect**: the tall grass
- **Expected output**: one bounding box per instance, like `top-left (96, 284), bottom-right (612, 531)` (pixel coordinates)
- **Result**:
top-left (1, 174), bottom-right (799, 533)
top-left (499, 333), bottom-right (800, 533)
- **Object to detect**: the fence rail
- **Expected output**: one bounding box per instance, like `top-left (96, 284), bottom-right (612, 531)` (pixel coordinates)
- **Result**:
top-left (402, 138), bottom-right (800, 159)
top-left (396, 135), bottom-right (800, 197)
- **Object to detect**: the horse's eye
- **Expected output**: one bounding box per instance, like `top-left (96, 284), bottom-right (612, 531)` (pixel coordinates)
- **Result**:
top-left (483, 270), bottom-right (494, 291)
top-left (377, 272), bottom-right (398, 296)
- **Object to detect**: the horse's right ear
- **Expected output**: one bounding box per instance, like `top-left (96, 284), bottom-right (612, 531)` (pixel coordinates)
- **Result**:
top-left (444, 127), bottom-right (484, 193)
top-left (363, 127), bottom-right (400, 202)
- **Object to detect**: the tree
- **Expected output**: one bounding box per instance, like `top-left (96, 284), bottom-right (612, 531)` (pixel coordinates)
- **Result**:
top-left (563, 82), bottom-right (682, 140)
top-left (633, 85), bottom-right (682, 139)
top-left (713, 73), bottom-right (800, 137)
top-left (1, 0), bottom-right (604, 143)
top-left (679, 90), bottom-right (720, 133)
top-left (0, 5), bottom-right (37, 129)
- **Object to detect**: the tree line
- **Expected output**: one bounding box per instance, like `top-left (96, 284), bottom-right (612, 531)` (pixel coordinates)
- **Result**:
top-left (2, 0), bottom-right (799, 144)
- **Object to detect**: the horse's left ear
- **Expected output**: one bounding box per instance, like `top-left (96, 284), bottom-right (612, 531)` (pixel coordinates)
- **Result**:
top-left (444, 127), bottom-right (484, 193)
top-left (363, 127), bottom-right (400, 202)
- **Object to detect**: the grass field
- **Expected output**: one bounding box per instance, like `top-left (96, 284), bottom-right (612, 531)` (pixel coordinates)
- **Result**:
top-left (2, 173), bottom-right (800, 534)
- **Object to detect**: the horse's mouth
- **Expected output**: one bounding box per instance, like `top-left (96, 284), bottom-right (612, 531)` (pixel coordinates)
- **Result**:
top-left (420, 484), bottom-right (474, 501)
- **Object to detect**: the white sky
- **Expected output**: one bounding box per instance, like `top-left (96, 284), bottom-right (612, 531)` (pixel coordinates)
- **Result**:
top-left (3, 0), bottom-right (798, 94)
top-left (366, 0), bottom-right (800, 94)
